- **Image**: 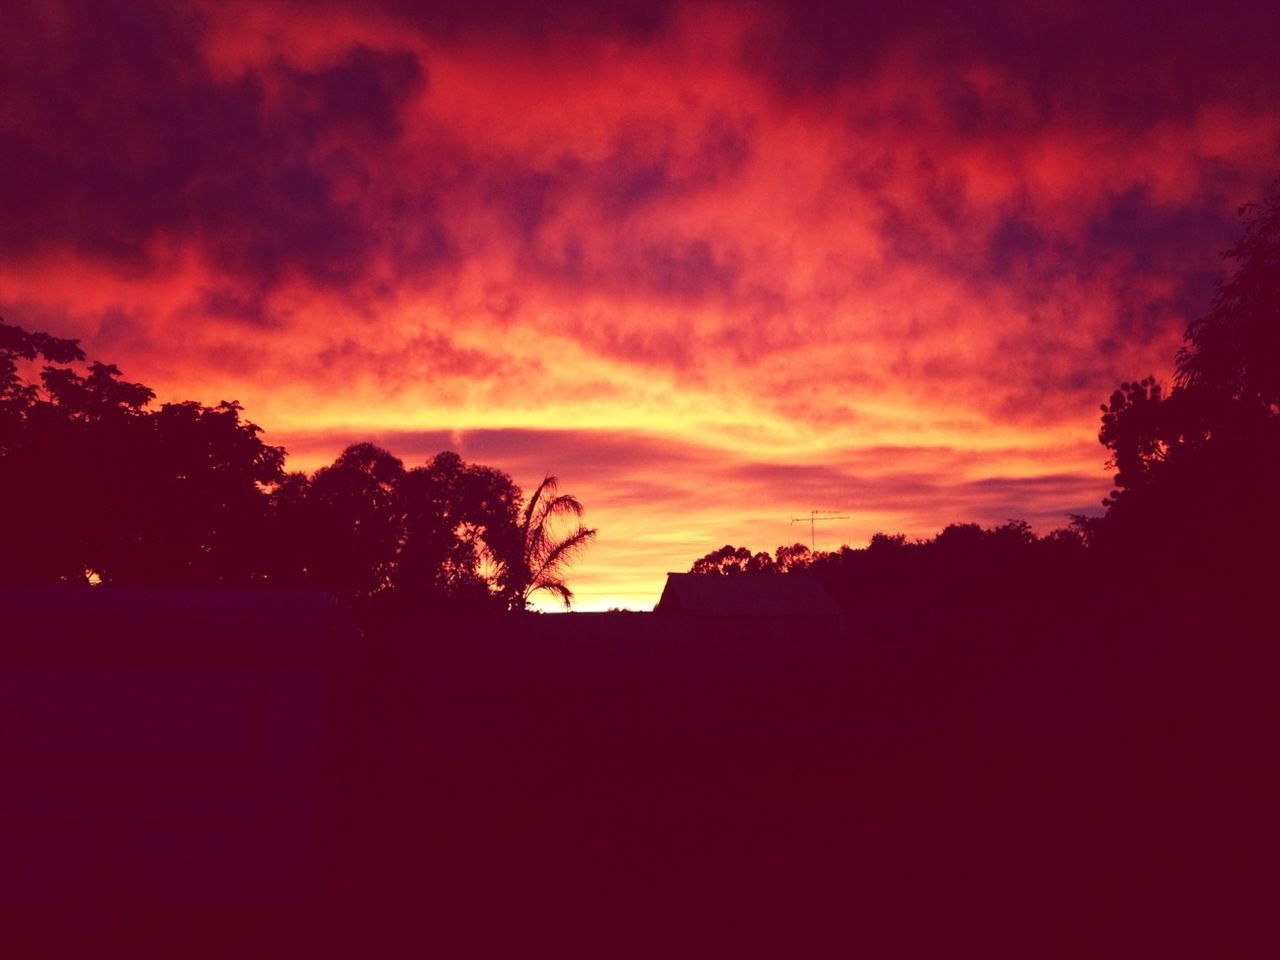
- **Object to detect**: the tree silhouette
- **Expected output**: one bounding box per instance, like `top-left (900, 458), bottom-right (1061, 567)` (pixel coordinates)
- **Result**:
top-left (1, 319), bottom-right (284, 585)
top-left (99, 399), bottom-right (284, 586)
top-left (497, 474), bottom-right (597, 610)
top-left (773, 542), bottom-right (812, 572)
top-left (690, 544), bottom-right (776, 574)
top-left (395, 451), bottom-right (520, 610)
top-left (1, 319), bottom-right (93, 583)
top-left (1176, 186), bottom-right (1280, 409)
top-left (0, 321), bottom-right (85, 411)
top-left (261, 470), bottom-right (316, 588)
top-left (305, 443), bottom-right (407, 599)
top-left (690, 519), bottom-right (1089, 622)
top-left (1095, 180), bottom-right (1280, 574)
top-left (2, 317), bottom-right (600, 612)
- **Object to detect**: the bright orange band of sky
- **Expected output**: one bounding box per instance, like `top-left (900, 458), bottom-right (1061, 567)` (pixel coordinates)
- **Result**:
top-left (3, 0), bottom-right (1278, 608)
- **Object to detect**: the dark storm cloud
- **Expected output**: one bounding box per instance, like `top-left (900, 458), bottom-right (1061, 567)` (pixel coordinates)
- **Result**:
top-left (589, 112), bottom-right (753, 218)
top-left (1083, 186), bottom-right (1237, 277)
top-left (1, 0), bottom-right (434, 297)
top-left (747, 0), bottom-right (1280, 122)
top-left (370, 0), bottom-right (680, 42)
top-left (534, 234), bottom-right (740, 303)
top-left (498, 112), bottom-right (752, 307)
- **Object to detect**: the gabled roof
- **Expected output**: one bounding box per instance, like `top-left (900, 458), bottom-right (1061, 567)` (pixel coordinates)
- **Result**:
top-left (655, 572), bottom-right (843, 618)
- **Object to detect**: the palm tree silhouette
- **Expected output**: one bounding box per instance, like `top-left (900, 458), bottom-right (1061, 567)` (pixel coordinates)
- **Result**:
top-left (499, 474), bottom-right (597, 610)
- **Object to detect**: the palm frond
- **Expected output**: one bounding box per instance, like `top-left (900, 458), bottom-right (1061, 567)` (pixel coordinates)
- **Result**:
top-left (530, 579), bottom-right (575, 609)
top-left (508, 473), bottom-right (596, 611)
top-left (540, 493), bottom-right (585, 521)
top-left (528, 525), bottom-right (597, 587)
top-left (523, 474), bottom-right (555, 529)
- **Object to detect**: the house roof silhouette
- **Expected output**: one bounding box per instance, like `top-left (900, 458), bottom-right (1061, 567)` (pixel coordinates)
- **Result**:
top-left (655, 572), bottom-right (843, 618)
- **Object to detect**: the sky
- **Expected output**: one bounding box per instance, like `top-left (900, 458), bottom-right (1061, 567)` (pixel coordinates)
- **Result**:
top-left (3, 0), bottom-right (1279, 609)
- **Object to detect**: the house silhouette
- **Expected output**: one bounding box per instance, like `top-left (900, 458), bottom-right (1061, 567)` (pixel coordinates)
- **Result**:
top-left (655, 571), bottom-right (844, 623)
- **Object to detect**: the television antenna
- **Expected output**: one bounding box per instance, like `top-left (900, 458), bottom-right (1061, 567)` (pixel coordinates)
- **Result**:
top-left (790, 511), bottom-right (851, 551)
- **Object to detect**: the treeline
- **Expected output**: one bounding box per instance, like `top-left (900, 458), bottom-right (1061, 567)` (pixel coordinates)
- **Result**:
top-left (693, 521), bottom-right (1085, 579)
top-left (0, 323), bottom-right (594, 611)
top-left (692, 182), bottom-right (1280, 612)
top-left (691, 522), bottom-right (1090, 624)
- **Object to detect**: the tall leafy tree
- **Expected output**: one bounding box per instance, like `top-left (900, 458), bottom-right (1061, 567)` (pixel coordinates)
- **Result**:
top-left (396, 451), bottom-right (520, 609)
top-left (1096, 181), bottom-right (1280, 571)
top-left (1, 319), bottom-right (94, 583)
top-left (1176, 187), bottom-right (1280, 410)
top-left (305, 443), bottom-right (407, 600)
top-left (1, 319), bottom-right (283, 585)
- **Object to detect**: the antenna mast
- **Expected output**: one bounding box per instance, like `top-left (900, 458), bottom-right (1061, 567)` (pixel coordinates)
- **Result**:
top-left (789, 510), bottom-right (852, 551)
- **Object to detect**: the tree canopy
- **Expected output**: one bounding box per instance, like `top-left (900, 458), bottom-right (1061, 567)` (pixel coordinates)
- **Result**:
top-left (1093, 182), bottom-right (1280, 574)
top-left (0, 318), bottom-right (594, 610)
top-left (1, 322), bottom-right (283, 586)
top-left (688, 519), bottom-right (1088, 618)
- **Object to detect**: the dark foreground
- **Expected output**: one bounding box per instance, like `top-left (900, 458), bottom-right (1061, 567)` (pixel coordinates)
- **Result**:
top-left (2, 589), bottom-right (1275, 958)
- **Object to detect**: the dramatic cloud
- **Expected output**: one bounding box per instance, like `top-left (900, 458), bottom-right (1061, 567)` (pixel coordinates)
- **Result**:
top-left (3, 0), bottom-right (1278, 606)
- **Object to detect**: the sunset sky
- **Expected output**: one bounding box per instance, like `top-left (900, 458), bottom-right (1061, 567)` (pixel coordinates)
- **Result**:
top-left (3, 0), bottom-right (1279, 608)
